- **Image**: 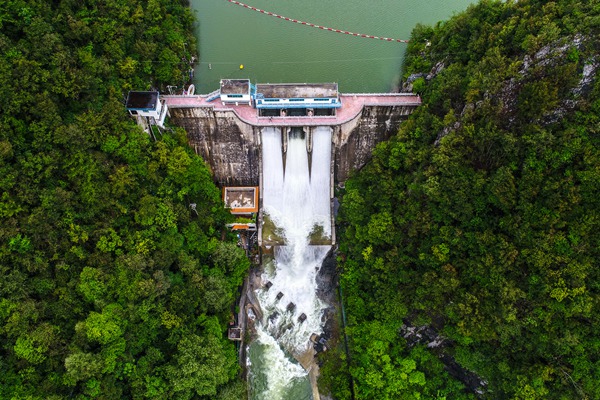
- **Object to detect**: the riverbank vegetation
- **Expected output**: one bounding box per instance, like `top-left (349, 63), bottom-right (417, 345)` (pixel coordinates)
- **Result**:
top-left (0, 0), bottom-right (248, 398)
top-left (325, 0), bottom-right (600, 398)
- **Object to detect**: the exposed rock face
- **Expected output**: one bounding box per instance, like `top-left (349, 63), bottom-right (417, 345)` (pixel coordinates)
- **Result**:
top-left (402, 73), bottom-right (427, 92)
top-left (428, 34), bottom-right (597, 145)
top-left (498, 34), bottom-right (595, 127)
top-left (427, 61), bottom-right (446, 81)
top-left (316, 248), bottom-right (338, 308)
top-left (401, 323), bottom-right (488, 396)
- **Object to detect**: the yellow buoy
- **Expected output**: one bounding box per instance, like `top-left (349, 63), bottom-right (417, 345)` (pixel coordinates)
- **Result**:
top-left (239, 64), bottom-right (244, 70)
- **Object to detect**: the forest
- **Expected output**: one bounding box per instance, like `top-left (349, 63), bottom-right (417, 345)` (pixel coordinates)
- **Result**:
top-left (0, 0), bottom-right (248, 398)
top-left (320, 0), bottom-right (600, 399)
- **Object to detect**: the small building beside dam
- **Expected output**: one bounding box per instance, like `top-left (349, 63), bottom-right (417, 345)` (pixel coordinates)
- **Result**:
top-left (161, 79), bottom-right (421, 186)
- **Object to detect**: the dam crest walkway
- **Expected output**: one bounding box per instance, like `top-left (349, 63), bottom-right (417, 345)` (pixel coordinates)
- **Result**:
top-left (163, 93), bottom-right (421, 127)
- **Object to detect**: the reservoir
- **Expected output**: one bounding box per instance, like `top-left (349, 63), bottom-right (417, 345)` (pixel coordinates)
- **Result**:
top-left (190, 0), bottom-right (476, 93)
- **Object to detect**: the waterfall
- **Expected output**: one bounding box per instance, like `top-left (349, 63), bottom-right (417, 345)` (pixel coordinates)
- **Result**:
top-left (248, 126), bottom-right (332, 400)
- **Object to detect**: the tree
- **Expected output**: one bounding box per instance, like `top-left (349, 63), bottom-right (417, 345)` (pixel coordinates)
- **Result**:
top-left (165, 327), bottom-right (237, 399)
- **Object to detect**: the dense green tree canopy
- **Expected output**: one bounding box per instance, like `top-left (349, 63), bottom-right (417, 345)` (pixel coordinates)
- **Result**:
top-left (324, 0), bottom-right (600, 399)
top-left (0, 0), bottom-right (248, 398)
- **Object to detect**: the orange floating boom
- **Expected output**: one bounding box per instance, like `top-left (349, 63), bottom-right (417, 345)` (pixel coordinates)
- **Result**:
top-left (226, 0), bottom-right (410, 43)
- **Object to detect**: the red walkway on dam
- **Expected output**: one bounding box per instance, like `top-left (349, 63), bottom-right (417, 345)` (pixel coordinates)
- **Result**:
top-left (163, 93), bottom-right (421, 127)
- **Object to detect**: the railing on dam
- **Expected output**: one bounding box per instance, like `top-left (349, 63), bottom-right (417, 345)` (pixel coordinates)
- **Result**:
top-left (342, 92), bottom-right (418, 97)
top-left (164, 92), bottom-right (421, 127)
top-left (203, 89), bottom-right (221, 102)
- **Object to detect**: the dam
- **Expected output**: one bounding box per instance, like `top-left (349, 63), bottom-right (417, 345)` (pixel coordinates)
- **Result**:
top-left (164, 79), bottom-right (421, 186)
top-left (133, 80), bottom-right (420, 399)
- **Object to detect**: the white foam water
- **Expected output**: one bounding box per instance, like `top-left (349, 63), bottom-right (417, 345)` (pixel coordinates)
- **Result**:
top-left (248, 127), bottom-right (332, 400)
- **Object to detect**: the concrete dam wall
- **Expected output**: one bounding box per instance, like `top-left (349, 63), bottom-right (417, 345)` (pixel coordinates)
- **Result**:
top-left (333, 102), bottom-right (415, 182)
top-left (166, 90), bottom-right (419, 186)
top-left (169, 107), bottom-right (261, 187)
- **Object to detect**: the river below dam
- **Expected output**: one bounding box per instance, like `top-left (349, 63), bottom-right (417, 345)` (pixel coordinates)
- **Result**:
top-left (190, 0), bottom-right (476, 93)
top-left (248, 127), bottom-right (332, 399)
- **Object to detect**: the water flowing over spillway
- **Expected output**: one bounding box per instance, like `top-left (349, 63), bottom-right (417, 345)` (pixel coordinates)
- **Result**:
top-left (248, 127), bottom-right (332, 399)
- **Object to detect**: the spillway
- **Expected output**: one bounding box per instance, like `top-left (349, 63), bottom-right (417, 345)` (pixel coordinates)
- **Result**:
top-left (248, 126), bottom-right (332, 399)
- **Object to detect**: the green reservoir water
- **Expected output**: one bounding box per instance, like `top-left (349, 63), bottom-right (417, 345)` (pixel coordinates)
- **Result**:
top-left (190, 0), bottom-right (476, 93)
